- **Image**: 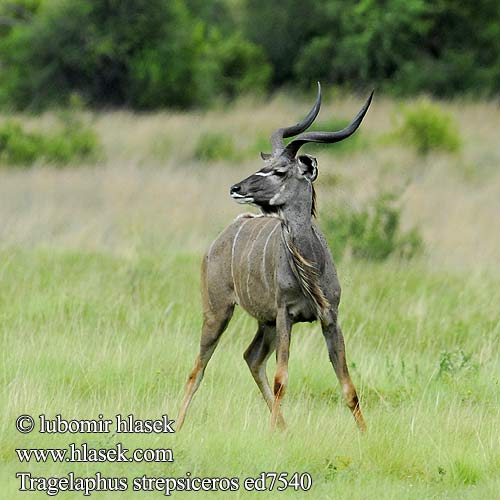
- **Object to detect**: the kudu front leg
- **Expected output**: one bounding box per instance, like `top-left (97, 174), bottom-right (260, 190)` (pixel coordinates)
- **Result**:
top-left (321, 315), bottom-right (366, 431)
top-left (244, 322), bottom-right (286, 429)
top-left (177, 305), bottom-right (234, 431)
top-left (271, 308), bottom-right (292, 430)
top-left (244, 322), bottom-right (276, 409)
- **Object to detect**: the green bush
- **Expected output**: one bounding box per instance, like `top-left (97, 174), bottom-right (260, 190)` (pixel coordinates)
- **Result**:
top-left (0, 122), bottom-right (39, 164)
top-left (392, 101), bottom-right (462, 155)
top-left (321, 193), bottom-right (423, 261)
top-left (193, 132), bottom-right (236, 162)
top-left (0, 117), bottom-right (101, 166)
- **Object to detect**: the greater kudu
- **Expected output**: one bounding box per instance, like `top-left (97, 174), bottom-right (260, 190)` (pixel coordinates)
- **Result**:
top-left (177, 83), bottom-right (373, 431)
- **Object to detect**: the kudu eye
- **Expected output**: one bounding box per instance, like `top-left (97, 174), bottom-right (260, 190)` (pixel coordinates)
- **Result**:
top-left (273, 170), bottom-right (286, 177)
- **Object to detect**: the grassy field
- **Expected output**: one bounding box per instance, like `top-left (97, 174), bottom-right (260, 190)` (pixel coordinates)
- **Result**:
top-left (1, 93), bottom-right (499, 499)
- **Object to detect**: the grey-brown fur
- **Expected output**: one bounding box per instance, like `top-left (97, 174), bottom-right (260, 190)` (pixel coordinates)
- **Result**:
top-left (177, 84), bottom-right (373, 431)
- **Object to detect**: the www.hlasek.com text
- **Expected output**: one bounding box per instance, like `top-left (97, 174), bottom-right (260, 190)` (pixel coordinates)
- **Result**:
top-left (16, 442), bottom-right (174, 464)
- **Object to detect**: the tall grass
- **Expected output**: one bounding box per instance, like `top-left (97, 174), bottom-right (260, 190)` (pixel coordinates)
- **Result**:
top-left (1, 250), bottom-right (499, 498)
top-left (1, 94), bottom-right (499, 498)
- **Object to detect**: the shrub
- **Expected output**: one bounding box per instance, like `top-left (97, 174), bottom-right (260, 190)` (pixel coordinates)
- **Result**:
top-left (321, 193), bottom-right (423, 261)
top-left (392, 100), bottom-right (462, 155)
top-left (0, 122), bottom-right (39, 164)
top-left (0, 117), bottom-right (101, 166)
top-left (45, 126), bottom-right (100, 164)
top-left (193, 132), bottom-right (236, 162)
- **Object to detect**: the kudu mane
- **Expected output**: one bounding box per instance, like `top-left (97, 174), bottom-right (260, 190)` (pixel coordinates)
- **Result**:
top-left (281, 216), bottom-right (330, 320)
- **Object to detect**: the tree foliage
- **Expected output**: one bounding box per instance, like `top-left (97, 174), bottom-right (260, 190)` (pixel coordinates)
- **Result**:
top-left (0, 0), bottom-right (499, 109)
top-left (0, 0), bottom-right (270, 109)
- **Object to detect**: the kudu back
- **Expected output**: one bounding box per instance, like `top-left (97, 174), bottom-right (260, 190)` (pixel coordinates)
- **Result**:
top-left (177, 83), bottom-right (373, 431)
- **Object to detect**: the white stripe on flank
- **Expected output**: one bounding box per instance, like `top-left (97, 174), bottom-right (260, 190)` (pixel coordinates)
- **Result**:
top-left (206, 238), bottom-right (217, 265)
top-left (261, 221), bottom-right (280, 291)
top-left (246, 218), bottom-right (273, 306)
top-left (231, 219), bottom-right (250, 304)
top-left (205, 250), bottom-right (214, 310)
top-left (206, 227), bottom-right (227, 309)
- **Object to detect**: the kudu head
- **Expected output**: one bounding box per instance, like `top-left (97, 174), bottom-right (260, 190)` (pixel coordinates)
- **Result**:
top-left (230, 83), bottom-right (373, 216)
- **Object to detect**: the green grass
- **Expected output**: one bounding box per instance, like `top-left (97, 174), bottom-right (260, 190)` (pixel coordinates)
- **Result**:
top-left (1, 247), bottom-right (499, 498)
top-left (1, 94), bottom-right (499, 498)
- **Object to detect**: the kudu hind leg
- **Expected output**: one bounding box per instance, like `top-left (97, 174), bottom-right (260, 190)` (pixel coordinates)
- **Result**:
top-left (271, 308), bottom-right (292, 430)
top-left (177, 305), bottom-right (234, 430)
top-left (322, 318), bottom-right (366, 430)
top-left (244, 322), bottom-right (286, 428)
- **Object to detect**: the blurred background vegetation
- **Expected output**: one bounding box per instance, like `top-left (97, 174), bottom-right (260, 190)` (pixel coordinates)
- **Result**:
top-left (1, 0), bottom-right (499, 111)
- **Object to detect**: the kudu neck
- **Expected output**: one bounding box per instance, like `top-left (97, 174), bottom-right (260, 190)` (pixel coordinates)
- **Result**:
top-left (278, 194), bottom-right (321, 276)
top-left (278, 196), bottom-right (314, 240)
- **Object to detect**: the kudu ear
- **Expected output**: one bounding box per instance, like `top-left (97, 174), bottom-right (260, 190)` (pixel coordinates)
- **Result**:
top-left (297, 154), bottom-right (318, 182)
top-left (260, 152), bottom-right (272, 160)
